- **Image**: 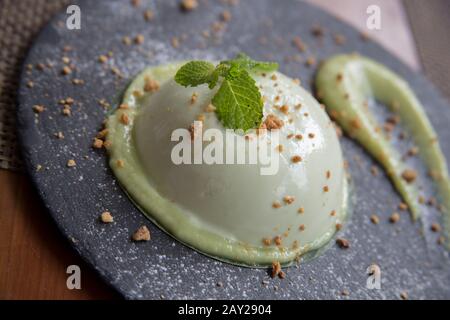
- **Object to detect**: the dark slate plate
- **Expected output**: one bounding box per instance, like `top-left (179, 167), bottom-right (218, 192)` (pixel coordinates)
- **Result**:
top-left (17, 0), bottom-right (450, 299)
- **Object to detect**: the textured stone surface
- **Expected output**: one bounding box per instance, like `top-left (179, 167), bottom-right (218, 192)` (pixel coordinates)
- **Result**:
top-left (17, 0), bottom-right (450, 299)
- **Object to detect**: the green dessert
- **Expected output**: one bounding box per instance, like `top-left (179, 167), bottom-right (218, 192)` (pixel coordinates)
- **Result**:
top-left (106, 56), bottom-right (348, 266)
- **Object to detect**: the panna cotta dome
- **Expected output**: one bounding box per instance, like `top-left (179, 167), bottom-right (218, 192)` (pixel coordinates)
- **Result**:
top-left (107, 62), bottom-right (348, 266)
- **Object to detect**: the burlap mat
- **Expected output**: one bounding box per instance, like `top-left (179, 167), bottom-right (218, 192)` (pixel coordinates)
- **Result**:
top-left (0, 0), bottom-right (449, 171)
top-left (0, 0), bottom-right (68, 171)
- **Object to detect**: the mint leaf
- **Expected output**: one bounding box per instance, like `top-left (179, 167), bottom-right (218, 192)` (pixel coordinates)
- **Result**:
top-left (222, 53), bottom-right (278, 73)
top-left (174, 61), bottom-right (216, 87)
top-left (212, 69), bottom-right (263, 131)
top-left (173, 53), bottom-right (277, 130)
top-left (208, 64), bottom-right (229, 89)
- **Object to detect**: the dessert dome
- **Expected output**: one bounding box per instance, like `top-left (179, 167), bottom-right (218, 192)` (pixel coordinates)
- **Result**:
top-left (106, 62), bottom-right (348, 266)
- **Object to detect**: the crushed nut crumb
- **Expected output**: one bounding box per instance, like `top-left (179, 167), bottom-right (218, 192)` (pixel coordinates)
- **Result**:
top-left (274, 236), bottom-right (282, 246)
top-left (32, 105), bottom-right (45, 113)
top-left (400, 291), bottom-right (408, 300)
top-left (271, 261), bottom-right (282, 278)
top-left (67, 159), bottom-right (76, 167)
top-left (336, 238), bottom-right (349, 249)
top-left (61, 66), bottom-right (72, 75)
top-left (100, 211), bottom-right (113, 223)
top-left (120, 113), bottom-right (130, 125)
top-left (55, 131), bottom-right (64, 139)
top-left (132, 225), bottom-right (151, 241)
top-left (370, 214), bottom-right (380, 224)
top-left (431, 223), bottom-right (441, 233)
top-left (263, 114), bottom-right (284, 130)
top-left (292, 36), bottom-right (307, 52)
top-left (401, 169), bottom-right (417, 183)
top-left (171, 36), bottom-right (180, 48)
top-left (144, 77), bottom-right (160, 92)
top-left (272, 201), bottom-right (282, 209)
top-left (116, 159), bottom-right (125, 168)
top-left (283, 195), bottom-right (295, 205)
top-left (144, 10), bottom-right (154, 21)
top-left (134, 34), bottom-right (145, 45)
top-left (291, 155), bottom-right (302, 163)
top-left (389, 212), bottom-right (400, 223)
top-left (98, 55), bottom-right (108, 63)
top-left (191, 92), bottom-right (198, 104)
top-left (279, 105), bottom-right (289, 115)
top-left (180, 0), bottom-right (198, 11)
top-left (221, 10), bottom-right (231, 22)
top-left (92, 138), bottom-right (104, 149)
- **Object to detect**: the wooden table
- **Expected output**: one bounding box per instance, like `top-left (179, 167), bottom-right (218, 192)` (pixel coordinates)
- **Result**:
top-left (0, 0), bottom-right (418, 299)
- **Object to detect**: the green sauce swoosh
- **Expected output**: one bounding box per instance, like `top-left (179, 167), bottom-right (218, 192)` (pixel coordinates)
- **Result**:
top-left (316, 54), bottom-right (450, 246)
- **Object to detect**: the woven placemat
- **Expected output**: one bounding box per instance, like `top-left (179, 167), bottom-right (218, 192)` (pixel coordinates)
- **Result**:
top-left (404, 0), bottom-right (450, 101)
top-left (0, 0), bottom-right (68, 171)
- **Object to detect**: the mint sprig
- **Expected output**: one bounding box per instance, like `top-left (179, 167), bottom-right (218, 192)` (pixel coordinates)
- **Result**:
top-left (174, 53), bottom-right (278, 131)
top-left (174, 61), bottom-right (216, 87)
top-left (221, 53), bottom-right (279, 73)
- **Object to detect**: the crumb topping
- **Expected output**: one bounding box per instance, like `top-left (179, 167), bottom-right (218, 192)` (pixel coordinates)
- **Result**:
top-left (32, 105), bottom-right (45, 113)
top-left (336, 238), bottom-right (349, 249)
top-left (291, 155), bottom-right (302, 163)
top-left (67, 159), bottom-right (76, 167)
top-left (61, 66), bottom-right (72, 75)
top-left (116, 159), bottom-right (125, 168)
top-left (144, 10), bottom-right (154, 21)
top-left (271, 261), bottom-right (282, 278)
top-left (274, 235), bottom-right (282, 246)
top-left (272, 201), bottom-right (282, 209)
top-left (370, 214), bottom-right (380, 224)
top-left (263, 114), bottom-right (284, 130)
top-left (132, 225), bottom-right (151, 241)
top-left (120, 113), bottom-right (130, 125)
top-left (100, 211), bottom-right (113, 223)
top-left (292, 36), bottom-right (307, 52)
top-left (144, 77), bottom-right (160, 92)
top-left (134, 34), bottom-right (145, 45)
top-left (431, 223), bottom-right (441, 233)
top-left (180, 0), bottom-right (198, 11)
top-left (401, 169), bottom-right (417, 183)
top-left (283, 195), bottom-right (295, 205)
top-left (389, 212), bottom-right (400, 223)
top-left (92, 138), bottom-right (104, 149)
